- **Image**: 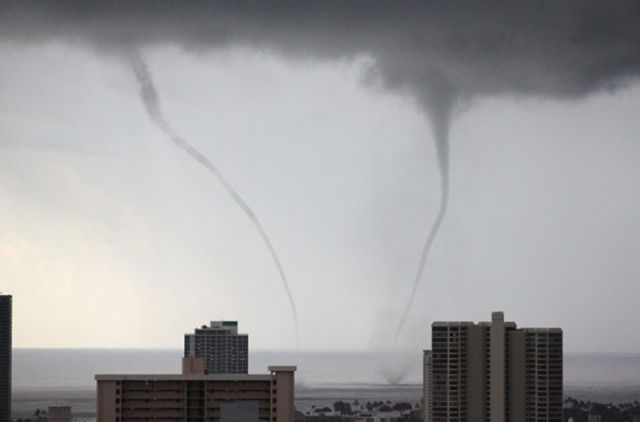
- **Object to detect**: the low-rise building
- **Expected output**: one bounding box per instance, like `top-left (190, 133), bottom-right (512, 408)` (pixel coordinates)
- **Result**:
top-left (47, 406), bottom-right (72, 422)
top-left (96, 365), bottom-right (296, 422)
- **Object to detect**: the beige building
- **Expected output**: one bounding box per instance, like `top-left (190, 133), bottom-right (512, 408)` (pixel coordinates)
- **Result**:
top-left (47, 406), bottom-right (72, 422)
top-left (426, 311), bottom-right (562, 422)
top-left (96, 363), bottom-right (296, 422)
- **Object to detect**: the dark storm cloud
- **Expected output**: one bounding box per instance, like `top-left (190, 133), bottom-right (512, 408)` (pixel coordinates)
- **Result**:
top-left (3, 1), bottom-right (639, 98)
top-left (3, 1), bottom-right (639, 338)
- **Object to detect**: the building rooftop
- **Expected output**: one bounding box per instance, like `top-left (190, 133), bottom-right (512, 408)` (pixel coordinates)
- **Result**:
top-left (95, 373), bottom-right (274, 381)
top-left (521, 327), bottom-right (563, 332)
top-left (432, 321), bottom-right (476, 327)
top-left (188, 320), bottom-right (247, 335)
top-left (432, 311), bottom-right (559, 330)
top-left (268, 366), bottom-right (297, 372)
top-left (96, 365), bottom-right (296, 381)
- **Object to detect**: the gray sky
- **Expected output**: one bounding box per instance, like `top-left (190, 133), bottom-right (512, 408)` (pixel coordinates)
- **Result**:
top-left (1, 2), bottom-right (640, 351)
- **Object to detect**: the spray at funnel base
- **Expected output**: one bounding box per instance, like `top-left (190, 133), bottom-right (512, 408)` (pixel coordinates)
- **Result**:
top-left (127, 52), bottom-right (300, 344)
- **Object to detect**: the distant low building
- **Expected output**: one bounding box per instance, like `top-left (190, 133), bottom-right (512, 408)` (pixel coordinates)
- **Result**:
top-left (47, 406), bottom-right (72, 422)
top-left (182, 356), bottom-right (206, 375)
top-left (96, 365), bottom-right (296, 422)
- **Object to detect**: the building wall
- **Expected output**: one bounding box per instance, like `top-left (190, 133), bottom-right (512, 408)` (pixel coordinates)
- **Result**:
top-left (466, 324), bottom-right (487, 422)
top-left (0, 295), bottom-right (11, 422)
top-left (508, 330), bottom-right (526, 422)
top-left (273, 369), bottom-right (295, 422)
top-left (523, 329), bottom-right (563, 422)
top-left (490, 312), bottom-right (506, 422)
top-left (183, 357), bottom-right (206, 375)
top-left (99, 379), bottom-right (269, 422)
top-left (96, 381), bottom-right (117, 422)
top-left (96, 369), bottom-right (295, 422)
top-left (431, 322), bottom-right (471, 422)
top-left (423, 351), bottom-right (432, 422)
top-left (428, 312), bottom-right (562, 422)
top-left (48, 406), bottom-right (72, 422)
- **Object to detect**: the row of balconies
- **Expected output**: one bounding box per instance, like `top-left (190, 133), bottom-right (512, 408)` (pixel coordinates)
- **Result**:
top-left (121, 384), bottom-right (271, 392)
top-left (119, 412), bottom-right (272, 421)
top-left (123, 392), bottom-right (190, 400)
top-left (120, 406), bottom-right (272, 415)
top-left (122, 391), bottom-right (271, 400)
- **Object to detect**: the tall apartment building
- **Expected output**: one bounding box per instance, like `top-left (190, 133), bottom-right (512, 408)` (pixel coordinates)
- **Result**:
top-left (0, 295), bottom-right (11, 422)
top-left (185, 321), bottom-right (249, 374)
top-left (423, 350), bottom-right (432, 422)
top-left (96, 365), bottom-right (296, 422)
top-left (426, 311), bottom-right (562, 422)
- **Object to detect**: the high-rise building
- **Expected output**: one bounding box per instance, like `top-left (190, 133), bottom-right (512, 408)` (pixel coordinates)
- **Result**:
top-left (0, 295), bottom-right (11, 422)
top-left (426, 311), bottom-right (562, 422)
top-left (423, 350), bottom-right (432, 422)
top-left (184, 321), bottom-right (248, 374)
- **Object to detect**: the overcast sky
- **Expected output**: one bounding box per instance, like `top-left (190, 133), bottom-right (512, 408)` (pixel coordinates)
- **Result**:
top-left (1, 2), bottom-right (639, 352)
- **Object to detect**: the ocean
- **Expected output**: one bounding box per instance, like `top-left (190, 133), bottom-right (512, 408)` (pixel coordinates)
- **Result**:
top-left (11, 349), bottom-right (640, 420)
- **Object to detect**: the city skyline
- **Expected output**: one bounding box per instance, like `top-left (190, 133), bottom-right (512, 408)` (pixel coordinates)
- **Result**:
top-left (1, 2), bottom-right (640, 352)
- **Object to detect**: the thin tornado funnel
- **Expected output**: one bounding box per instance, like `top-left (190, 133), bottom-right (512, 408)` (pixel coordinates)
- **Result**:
top-left (128, 53), bottom-right (299, 343)
top-left (393, 94), bottom-right (452, 343)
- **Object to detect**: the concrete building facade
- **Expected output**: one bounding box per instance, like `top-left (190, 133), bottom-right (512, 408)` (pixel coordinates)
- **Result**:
top-left (184, 321), bottom-right (248, 374)
top-left (427, 311), bottom-right (562, 422)
top-left (0, 295), bottom-right (11, 422)
top-left (48, 406), bottom-right (72, 422)
top-left (96, 366), bottom-right (295, 422)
